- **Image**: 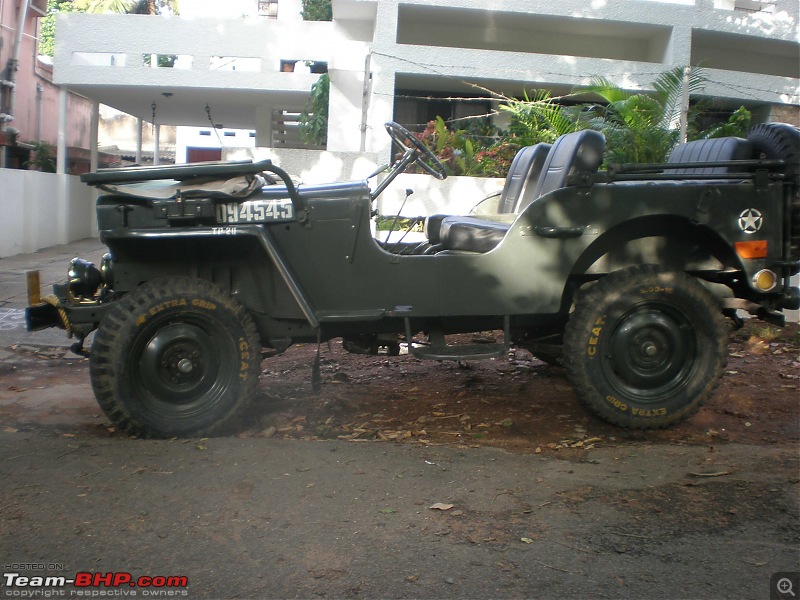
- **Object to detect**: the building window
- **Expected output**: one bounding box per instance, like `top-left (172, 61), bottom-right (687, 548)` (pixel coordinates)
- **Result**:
top-left (258, 0), bottom-right (278, 18)
top-left (717, 0), bottom-right (777, 12)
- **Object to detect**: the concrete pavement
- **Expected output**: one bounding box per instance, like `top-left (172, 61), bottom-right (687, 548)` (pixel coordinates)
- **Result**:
top-left (0, 238), bottom-right (106, 348)
top-left (0, 238), bottom-right (107, 309)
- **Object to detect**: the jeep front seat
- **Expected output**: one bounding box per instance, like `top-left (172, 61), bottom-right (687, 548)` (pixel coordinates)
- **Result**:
top-left (437, 129), bottom-right (605, 253)
top-left (424, 142), bottom-right (552, 246)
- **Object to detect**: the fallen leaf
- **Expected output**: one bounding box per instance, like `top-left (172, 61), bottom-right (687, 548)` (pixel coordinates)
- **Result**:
top-left (689, 470), bottom-right (733, 478)
top-left (379, 508), bottom-right (398, 514)
top-left (430, 503), bottom-right (455, 511)
top-left (520, 537), bottom-right (534, 544)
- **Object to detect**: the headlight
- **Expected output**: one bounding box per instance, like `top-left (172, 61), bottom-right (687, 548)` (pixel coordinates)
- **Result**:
top-left (100, 253), bottom-right (114, 289)
top-left (68, 258), bottom-right (103, 299)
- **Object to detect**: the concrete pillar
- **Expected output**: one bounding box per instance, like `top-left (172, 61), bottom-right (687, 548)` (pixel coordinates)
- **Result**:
top-left (90, 100), bottom-right (99, 172)
top-left (327, 69), bottom-right (366, 153)
top-left (153, 124), bottom-right (160, 166)
top-left (136, 117), bottom-right (143, 164)
top-left (365, 66), bottom-right (396, 159)
top-left (255, 104), bottom-right (274, 148)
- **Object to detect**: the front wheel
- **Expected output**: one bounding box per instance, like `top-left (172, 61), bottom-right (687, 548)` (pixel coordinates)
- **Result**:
top-left (563, 266), bottom-right (727, 429)
top-left (89, 277), bottom-right (262, 438)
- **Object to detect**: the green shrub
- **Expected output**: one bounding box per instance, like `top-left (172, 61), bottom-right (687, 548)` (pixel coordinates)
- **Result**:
top-left (301, 0), bottom-right (331, 20)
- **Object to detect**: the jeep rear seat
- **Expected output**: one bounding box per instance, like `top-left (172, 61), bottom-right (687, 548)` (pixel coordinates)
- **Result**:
top-left (437, 129), bottom-right (605, 253)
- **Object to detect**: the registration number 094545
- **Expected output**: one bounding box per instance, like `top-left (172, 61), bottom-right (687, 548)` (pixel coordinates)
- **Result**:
top-left (216, 200), bottom-right (293, 224)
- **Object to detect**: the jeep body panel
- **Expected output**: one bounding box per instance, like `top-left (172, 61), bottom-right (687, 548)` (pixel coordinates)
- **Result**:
top-left (96, 175), bottom-right (788, 331)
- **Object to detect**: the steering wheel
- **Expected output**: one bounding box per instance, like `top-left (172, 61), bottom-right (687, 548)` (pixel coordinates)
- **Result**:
top-left (385, 121), bottom-right (448, 180)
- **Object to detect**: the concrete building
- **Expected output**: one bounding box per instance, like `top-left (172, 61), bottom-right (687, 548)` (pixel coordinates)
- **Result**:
top-left (50, 0), bottom-right (798, 178)
top-left (0, 0), bottom-right (113, 172)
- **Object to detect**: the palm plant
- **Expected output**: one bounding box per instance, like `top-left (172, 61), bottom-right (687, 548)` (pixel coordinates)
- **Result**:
top-left (579, 67), bottom-right (708, 164)
top-left (499, 89), bottom-right (579, 146)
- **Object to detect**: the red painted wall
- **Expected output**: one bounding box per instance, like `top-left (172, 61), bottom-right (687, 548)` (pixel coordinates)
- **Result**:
top-left (0, 0), bottom-right (93, 149)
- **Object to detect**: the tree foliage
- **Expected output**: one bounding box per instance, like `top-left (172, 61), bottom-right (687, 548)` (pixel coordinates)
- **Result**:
top-left (24, 141), bottom-right (57, 172)
top-left (298, 73), bottom-right (330, 147)
top-left (491, 67), bottom-right (750, 167)
top-left (301, 0), bottom-right (331, 21)
top-left (38, 0), bottom-right (83, 57)
top-left (76, 0), bottom-right (178, 13)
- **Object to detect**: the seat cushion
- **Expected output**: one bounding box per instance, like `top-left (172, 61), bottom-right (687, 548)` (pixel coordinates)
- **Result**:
top-left (424, 214), bottom-right (448, 245)
top-left (424, 143), bottom-right (551, 244)
top-left (438, 217), bottom-right (510, 253)
top-left (667, 137), bottom-right (753, 174)
top-left (533, 129), bottom-right (605, 198)
top-left (498, 143), bottom-right (552, 213)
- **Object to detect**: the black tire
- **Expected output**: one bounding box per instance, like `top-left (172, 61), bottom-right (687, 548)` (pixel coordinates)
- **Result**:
top-left (747, 122), bottom-right (800, 259)
top-left (747, 122), bottom-right (800, 179)
top-left (90, 277), bottom-right (261, 438)
top-left (563, 265), bottom-right (727, 429)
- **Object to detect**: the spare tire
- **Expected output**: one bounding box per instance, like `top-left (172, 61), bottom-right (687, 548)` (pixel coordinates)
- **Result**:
top-left (747, 122), bottom-right (800, 259)
top-left (747, 122), bottom-right (800, 172)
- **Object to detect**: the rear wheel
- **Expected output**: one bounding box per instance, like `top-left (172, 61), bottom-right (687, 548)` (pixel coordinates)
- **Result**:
top-left (90, 277), bottom-right (261, 438)
top-left (563, 266), bottom-right (727, 428)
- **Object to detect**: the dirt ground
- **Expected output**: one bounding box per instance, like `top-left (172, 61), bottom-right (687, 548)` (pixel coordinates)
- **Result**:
top-left (2, 319), bottom-right (797, 451)
top-left (250, 319), bottom-right (800, 451)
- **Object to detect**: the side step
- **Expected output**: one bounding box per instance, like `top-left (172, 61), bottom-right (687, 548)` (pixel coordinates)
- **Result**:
top-left (404, 317), bottom-right (510, 361)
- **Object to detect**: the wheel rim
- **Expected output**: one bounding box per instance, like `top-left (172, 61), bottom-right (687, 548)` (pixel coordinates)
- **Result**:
top-left (604, 303), bottom-right (698, 402)
top-left (131, 316), bottom-right (235, 416)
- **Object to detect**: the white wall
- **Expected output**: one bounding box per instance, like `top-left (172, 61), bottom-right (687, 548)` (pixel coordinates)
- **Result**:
top-left (224, 147), bottom-right (380, 183)
top-left (0, 170), bottom-right (96, 258)
top-left (377, 173), bottom-right (504, 217)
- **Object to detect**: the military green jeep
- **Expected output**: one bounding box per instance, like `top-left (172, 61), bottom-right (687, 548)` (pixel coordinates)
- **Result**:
top-left (26, 122), bottom-right (800, 438)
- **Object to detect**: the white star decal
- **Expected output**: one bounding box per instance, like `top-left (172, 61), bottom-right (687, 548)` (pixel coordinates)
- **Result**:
top-left (738, 208), bottom-right (763, 234)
